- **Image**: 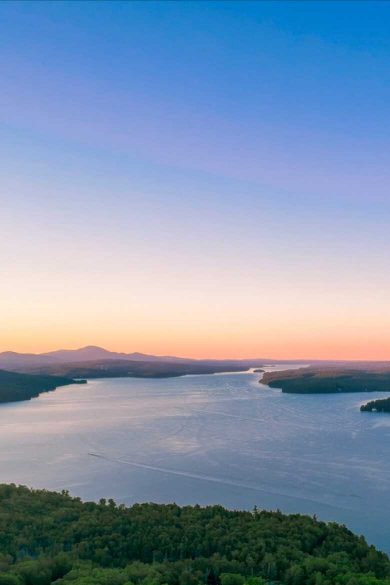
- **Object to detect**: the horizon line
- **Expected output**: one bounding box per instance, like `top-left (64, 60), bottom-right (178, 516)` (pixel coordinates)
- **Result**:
top-left (1, 344), bottom-right (389, 363)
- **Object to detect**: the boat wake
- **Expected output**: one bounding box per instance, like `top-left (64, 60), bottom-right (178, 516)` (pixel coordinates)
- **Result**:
top-left (87, 452), bottom-right (346, 511)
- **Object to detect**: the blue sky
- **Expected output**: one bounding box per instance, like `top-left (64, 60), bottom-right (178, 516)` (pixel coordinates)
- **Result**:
top-left (1, 1), bottom-right (390, 358)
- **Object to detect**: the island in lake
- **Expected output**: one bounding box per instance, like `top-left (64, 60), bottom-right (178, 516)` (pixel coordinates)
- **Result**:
top-left (0, 369), bottom-right (86, 403)
top-left (262, 366), bottom-right (390, 394)
top-left (361, 396), bottom-right (390, 412)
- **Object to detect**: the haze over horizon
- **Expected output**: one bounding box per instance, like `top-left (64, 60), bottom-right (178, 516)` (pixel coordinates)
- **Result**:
top-left (1, 343), bottom-right (390, 363)
top-left (2, 1), bottom-right (390, 360)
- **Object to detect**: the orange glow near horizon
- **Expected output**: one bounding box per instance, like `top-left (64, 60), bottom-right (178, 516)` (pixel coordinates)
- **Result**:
top-left (2, 260), bottom-right (390, 361)
top-left (2, 253), bottom-right (390, 361)
top-left (2, 239), bottom-right (390, 362)
top-left (2, 342), bottom-right (390, 362)
top-left (2, 314), bottom-right (390, 361)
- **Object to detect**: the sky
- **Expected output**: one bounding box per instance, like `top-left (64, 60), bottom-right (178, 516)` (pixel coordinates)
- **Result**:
top-left (1, 1), bottom-right (390, 360)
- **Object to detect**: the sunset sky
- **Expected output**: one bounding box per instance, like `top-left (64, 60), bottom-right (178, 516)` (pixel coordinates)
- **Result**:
top-left (1, 1), bottom-right (390, 359)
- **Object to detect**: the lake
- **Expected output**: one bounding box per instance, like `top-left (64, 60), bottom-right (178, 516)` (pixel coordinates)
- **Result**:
top-left (0, 368), bottom-right (389, 552)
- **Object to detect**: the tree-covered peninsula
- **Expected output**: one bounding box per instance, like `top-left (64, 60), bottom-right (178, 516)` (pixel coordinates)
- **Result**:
top-left (261, 368), bottom-right (390, 394)
top-left (361, 397), bottom-right (390, 413)
top-left (0, 484), bottom-right (389, 585)
top-left (0, 370), bottom-right (85, 404)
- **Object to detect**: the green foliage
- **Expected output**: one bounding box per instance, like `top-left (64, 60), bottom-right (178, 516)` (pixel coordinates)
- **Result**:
top-left (220, 574), bottom-right (245, 585)
top-left (0, 485), bottom-right (389, 585)
top-left (0, 574), bottom-right (22, 585)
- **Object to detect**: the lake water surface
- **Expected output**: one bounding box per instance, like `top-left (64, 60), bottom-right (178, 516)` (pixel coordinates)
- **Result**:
top-left (0, 368), bottom-right (389, 552)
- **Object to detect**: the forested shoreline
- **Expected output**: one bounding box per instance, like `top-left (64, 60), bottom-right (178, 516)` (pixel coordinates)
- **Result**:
top-left (262, 368), bottom-right (390, 394)
top-left (0, 370), bottom-right (86, 404)
top-left (0, 485), bottom-right (389, 585)
top-left (361, 397), bottom-right (390, 412)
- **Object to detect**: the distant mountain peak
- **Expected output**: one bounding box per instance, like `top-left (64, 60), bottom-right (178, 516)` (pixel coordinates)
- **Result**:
top-left (78, 345), bottom-right (108, 351)
top-left (73, 345), bottom-right (113, 355)
top-left (42, 346), bottom-right (119, 362)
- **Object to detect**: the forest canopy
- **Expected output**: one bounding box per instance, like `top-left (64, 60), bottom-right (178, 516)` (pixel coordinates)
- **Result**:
top-left (0, 485), bottom-right (389, 585)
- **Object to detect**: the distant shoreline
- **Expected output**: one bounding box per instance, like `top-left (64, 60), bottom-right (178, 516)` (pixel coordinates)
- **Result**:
top-left (0, 363), bottom-right (264, 406)
top-left (261, 366), bottom-right (390, 394)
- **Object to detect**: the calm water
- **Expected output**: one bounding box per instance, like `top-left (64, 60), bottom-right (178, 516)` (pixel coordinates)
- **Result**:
top-left (0, 369), bottom-right (389, 552)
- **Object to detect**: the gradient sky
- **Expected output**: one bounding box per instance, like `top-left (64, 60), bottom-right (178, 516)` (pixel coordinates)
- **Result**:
top-left (1, 1), bottom-right (390, 359)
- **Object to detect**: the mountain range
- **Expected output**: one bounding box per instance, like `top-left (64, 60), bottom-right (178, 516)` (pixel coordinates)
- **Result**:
top-left (0, 345), bottom-right (196, 371)
top-left (0, 345), bottom-right (281, 375)
top-left (2, 346), bottom-right (387, 375)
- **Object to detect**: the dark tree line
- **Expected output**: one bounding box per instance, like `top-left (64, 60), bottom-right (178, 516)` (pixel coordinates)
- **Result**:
top-left (361, 397), bottom-right (390, 413)
top-left (264, 370), bottom-right (390, 394)
top-left (0, 370), bottom-right (85, 404)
